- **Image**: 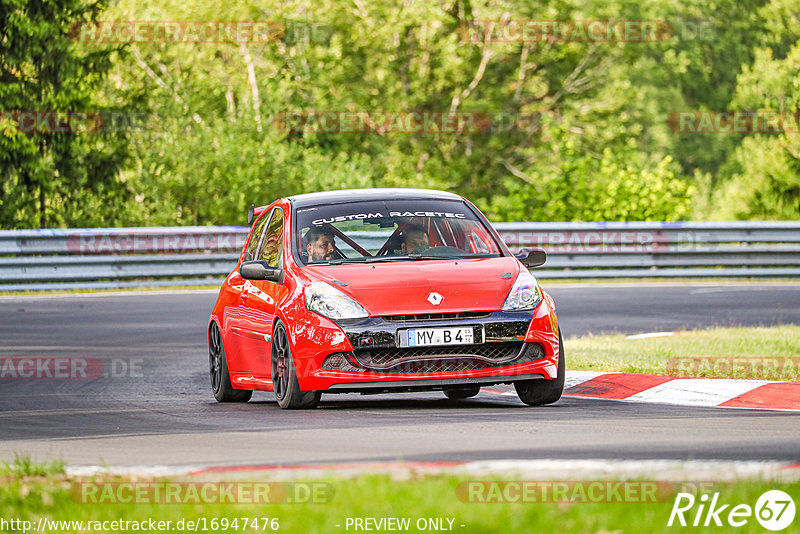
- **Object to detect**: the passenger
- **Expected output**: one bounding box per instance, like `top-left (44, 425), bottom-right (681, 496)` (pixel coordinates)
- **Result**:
top-left (400, 225), bottom-right (430, 254)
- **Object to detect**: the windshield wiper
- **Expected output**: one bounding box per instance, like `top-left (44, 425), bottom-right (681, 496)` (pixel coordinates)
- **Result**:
top-left (322, 253), bottom-right (496, 265)
top-left (410, 253), bottom-right (500, 260)
top-left (321, 258), bottom-right (368, 265)
top-left (363, 255), bottom-right (449, 262)
top-left (315, 257), bottom-right (402, 265)
top-left (326, 255), bottom-right (442, 264)
top-left (362, 256), bottom-right (415, 263)
top-left (406, 253), bottom-right (469, 260)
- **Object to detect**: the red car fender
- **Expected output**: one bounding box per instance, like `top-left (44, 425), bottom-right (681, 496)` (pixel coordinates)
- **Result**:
top-left (276, 280), bottom-right (354, 389)
top-left (519, 290), bottom-right (560, 376)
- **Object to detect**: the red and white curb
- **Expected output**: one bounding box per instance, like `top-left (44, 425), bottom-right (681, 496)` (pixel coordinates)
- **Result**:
top-left (497, 371), bottom-right (800, 411)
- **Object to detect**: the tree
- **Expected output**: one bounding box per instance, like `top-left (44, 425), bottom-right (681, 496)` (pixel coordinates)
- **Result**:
top-left (0, 0), bottom-right (130, 228)
top-left (106, 0), bottom-right (702, 224)
top-left (710, 44), bottom-right (800, 219)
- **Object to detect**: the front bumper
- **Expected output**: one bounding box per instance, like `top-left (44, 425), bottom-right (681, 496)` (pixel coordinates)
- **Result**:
top-left (289, 298), bottom-right (560, 392)
top-left (325, 373), bottom-right (547, 394)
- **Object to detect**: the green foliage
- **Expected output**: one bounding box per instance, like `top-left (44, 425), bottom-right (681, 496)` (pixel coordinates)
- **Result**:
top-left (760, 0), bottom-right (800, 58)
top-left (487, 120), bottom-right (693, 221)
top-left (0, 0), bottom-right (132, 228)
top-left (103, 0), bottom-right (700, 225)
top-left (710, 43), bottom-right (800, 219)
top-left (1, 0), bottom-right (798, 227)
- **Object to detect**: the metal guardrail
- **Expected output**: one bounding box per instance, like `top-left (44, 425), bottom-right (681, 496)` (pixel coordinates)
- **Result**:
top-left (0, 221), bottom-right (799, 290)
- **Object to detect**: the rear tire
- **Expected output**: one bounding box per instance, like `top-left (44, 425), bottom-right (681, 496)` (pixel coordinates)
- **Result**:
top-left (515, 331), bottom-right (565, 406)
top-left (443, 386), bottom-right (481, 400)
top-left (271, 320), bottom-right (321, 409)
top-left (209, 322), bottom-right (252, 403)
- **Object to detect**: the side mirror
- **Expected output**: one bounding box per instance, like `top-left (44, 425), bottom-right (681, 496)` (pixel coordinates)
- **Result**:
top-left (516, 248), bottom-right (547, 268)
top-left (240, 261), bottom-right (282, 282)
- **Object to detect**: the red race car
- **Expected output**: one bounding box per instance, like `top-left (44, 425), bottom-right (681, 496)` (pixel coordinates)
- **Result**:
top-left (209, 188), bottom-right (563, 409)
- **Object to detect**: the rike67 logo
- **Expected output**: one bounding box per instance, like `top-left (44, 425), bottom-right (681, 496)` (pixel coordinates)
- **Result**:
top-left (668, 490), bottom-right (795, 531)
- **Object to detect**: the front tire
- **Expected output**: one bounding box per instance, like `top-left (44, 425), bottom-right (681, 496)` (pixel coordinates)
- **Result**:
top-left (209, 322), bottom-right (252, 403)
top-left (515, 331), bottom-right (565, 406)
top-left (271, 320), bottom-right (321, 409)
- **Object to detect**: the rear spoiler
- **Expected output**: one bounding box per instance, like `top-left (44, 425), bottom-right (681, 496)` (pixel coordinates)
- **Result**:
top-left (247, 204), bottom-right (268, 224)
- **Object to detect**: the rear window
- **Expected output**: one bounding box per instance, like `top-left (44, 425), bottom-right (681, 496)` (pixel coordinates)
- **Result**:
top-left (294, 199), bottom-right (502, 265)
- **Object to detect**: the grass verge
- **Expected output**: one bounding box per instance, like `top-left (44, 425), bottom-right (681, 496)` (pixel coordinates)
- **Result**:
top-left (0, 456), bottom-right (65, 477)
top-left (567, 325), bottom-right (800, 380)
top-left (1, 467), bottom-right (798, 533)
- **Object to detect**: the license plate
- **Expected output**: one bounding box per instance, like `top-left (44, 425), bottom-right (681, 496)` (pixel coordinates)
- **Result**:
top-left (399, 326), bottom-right (480, 347)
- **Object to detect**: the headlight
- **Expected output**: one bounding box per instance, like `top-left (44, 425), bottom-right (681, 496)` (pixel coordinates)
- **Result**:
top-left (502, 271), bottom-right (542, 311)
top-left (305, 282), bottom-right (369, 320)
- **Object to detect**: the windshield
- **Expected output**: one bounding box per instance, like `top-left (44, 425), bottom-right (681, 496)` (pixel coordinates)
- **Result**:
top-left (294, 199), bottom-right (503, 266)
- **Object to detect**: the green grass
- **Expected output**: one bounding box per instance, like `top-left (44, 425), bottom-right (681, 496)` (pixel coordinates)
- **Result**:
top-left (1, 469), bottom-right (798, 534)
top-left (0, 456), bottom-right (65, 477)
top-left (567, 325), bottom-right (800, 380)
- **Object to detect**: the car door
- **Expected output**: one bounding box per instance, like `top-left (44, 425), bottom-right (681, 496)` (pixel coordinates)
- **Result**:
top-left (238, 207), bottom-right (286, 379)
top-left (225, 210), bottom-right (271, 373)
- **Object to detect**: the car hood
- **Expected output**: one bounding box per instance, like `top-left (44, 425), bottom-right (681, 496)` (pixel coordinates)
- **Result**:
top-left (304, 257), bottom-right (521, 316)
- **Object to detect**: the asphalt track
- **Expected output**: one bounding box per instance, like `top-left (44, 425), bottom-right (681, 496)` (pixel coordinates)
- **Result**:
top-left (1, 283), bottom-right (799, 468)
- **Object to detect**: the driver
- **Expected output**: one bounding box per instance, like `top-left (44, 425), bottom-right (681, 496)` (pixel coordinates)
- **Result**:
top-left (400, 225), bottom-right (430, 254)
top-left (304, 226), bottom-right (336, 262)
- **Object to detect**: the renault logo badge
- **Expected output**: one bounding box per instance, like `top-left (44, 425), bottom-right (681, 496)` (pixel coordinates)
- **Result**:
top-left (427, 292), bottom-right (443, 305)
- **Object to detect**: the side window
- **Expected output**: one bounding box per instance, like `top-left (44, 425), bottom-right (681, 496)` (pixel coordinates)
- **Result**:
top-left (257, 208), bottom-right (284, 267)
top-left (243, 211), bottom-right (271, 262)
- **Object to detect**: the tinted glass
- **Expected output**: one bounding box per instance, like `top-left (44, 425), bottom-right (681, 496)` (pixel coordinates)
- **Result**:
top-left (294, 199), bottom-right (502, 265)
top-left (257, 208), bottom-right (284, 267)
top-left (243, 211), bottom-right (271, 262)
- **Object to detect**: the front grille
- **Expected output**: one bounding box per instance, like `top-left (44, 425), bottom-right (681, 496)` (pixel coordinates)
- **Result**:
top-left (355, 342), bottom-right (522, 367)
top-left (323, 342), bottom-right (546, 374)
top-left (365, 358), bottom-right (502, 373)
top-left (381, 312), bottom-right (492, 322)
top-left (347, 342), bottom-right (549, 374)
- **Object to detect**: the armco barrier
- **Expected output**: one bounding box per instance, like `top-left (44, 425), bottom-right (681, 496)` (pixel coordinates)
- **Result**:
top-left (0, 221), bottom-right (799, 290)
